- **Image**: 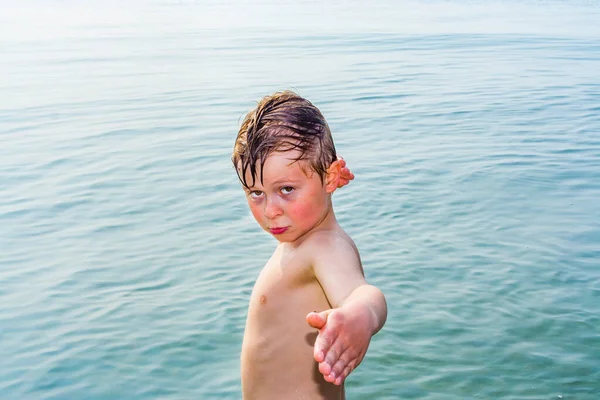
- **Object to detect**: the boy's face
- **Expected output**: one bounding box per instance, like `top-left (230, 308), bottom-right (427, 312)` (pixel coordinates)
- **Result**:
top-left (240, 150), bottom-right (334, 243)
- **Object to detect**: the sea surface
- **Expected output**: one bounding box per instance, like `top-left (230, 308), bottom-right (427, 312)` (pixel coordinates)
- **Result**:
top-left (1, 1), bottom-right (599, 399)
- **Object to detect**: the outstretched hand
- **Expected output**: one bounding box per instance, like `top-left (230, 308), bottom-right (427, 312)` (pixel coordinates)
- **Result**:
top-left (337, 157), bottom-right (355, 188)
top-left (306, 304), bottom-right (373, 386)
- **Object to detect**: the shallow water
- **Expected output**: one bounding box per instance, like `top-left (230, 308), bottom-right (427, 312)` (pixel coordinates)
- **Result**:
top-left (1, 1), bottom-right (600, 399)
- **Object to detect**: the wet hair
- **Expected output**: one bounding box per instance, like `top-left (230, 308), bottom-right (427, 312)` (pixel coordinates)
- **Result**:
top-left (232, 90), bottom-right (337, 188)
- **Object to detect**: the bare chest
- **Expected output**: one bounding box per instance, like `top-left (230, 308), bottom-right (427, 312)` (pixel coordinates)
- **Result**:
top-left (241, 246), bottom-right (338, 398)
top-left (248, 246), bottom-right (313, 315)
top-left (243, 245), bottom-right (331, 348)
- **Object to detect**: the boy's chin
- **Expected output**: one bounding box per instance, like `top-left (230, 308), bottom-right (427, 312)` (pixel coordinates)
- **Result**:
top-left (270, 234), bottom-right (292, 242)
top-left (266, 230), bottom-right (295, 242)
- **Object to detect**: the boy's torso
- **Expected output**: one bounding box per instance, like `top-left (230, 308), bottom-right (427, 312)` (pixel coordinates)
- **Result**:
top-left (241, 235), bottom-right (349, 400)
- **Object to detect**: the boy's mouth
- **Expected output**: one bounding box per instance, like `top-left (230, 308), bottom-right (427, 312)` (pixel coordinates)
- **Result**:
top-left (269, 227), bottom-right (288, 235)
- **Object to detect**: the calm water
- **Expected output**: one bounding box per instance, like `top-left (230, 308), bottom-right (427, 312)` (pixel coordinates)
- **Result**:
top-left (1, 1), bottom-right (600, 399)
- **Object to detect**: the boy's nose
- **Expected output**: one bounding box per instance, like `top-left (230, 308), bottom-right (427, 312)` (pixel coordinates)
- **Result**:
top-left (264, 198), bottom-right (283, 219)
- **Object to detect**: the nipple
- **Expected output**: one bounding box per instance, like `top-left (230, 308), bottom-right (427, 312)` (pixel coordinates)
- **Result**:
top-left (260, 295), bottom-right (267, 305)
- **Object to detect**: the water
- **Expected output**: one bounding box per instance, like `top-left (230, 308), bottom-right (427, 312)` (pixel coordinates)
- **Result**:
top-left (1, 1), bottom-right (600, 399)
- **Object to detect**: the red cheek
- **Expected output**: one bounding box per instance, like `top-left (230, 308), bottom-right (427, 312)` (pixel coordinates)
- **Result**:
top-left (286, 196), bottom-right (319, 221)
top-left (291, 204), bottom-right (312, 220)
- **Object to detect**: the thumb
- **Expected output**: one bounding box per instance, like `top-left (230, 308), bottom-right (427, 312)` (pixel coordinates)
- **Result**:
top-left (306, 309), bottom-right (332, 330)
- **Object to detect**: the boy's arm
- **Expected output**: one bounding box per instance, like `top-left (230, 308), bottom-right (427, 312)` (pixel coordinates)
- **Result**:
top-left (306, 235), bottom-right (387, 386)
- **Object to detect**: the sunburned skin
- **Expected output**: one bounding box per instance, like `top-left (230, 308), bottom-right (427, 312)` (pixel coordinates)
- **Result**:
top-left (239, 150), bottom-right (371, 399)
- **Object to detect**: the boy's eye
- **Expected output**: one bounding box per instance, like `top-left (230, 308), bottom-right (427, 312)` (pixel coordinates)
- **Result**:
top-left (249, 190), bottom-right (264, 199)
top-left (280, 186), bottom-right (294, 195)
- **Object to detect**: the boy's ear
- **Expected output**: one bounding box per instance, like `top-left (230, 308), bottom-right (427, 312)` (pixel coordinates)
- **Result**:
top-left (325, 160), bottom-right (342, 193)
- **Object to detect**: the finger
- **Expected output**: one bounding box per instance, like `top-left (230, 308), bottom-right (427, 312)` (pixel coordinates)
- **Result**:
top-left (326, 361), bottom-right (346, 386)
top-left (318, 346), bottom-right (338, 376)
top-left (330, 356), bottom-right (347, 380)
top-left (336, 365), bottom-right (352, 385)
top-left (313, 332), bottom-right (333, 363)
top-left (346, 353), bottom-right (362, 372)
top-left (336, 356), bottom-right (359, 385)
top-left (322, 369), bottom-right (336, 384)
top-left (306, 312), bottom-right (324, 330)
top-left (319, 361), bottom-right (332, 378)
top-left (325, 346), bottom-right (339, 369)
top-left (306, 309), bottom-right (331, 330)
top-left (325, 371), bottom-right (338, 384)
top-left (321, 338), bottom-right (349, 379)
top-left (332, 345), bottom-right (354, 373)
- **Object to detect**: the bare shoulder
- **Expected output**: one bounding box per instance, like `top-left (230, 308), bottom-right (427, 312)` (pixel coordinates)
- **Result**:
top-left (297, 229), bottom-right (366, 308)
top-left (301, 228), bottom-right (360, 260)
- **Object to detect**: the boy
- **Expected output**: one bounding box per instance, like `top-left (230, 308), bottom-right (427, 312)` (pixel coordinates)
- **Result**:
top-left (232, 91), bottom-right (387, 399)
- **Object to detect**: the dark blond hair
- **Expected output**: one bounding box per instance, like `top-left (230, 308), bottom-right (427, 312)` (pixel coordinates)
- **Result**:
top-left (232, 91), bottom-right (337, 188)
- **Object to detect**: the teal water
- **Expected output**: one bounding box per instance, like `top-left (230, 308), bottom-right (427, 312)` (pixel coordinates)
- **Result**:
top-left (1, 1), bottom-right (600, 399)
